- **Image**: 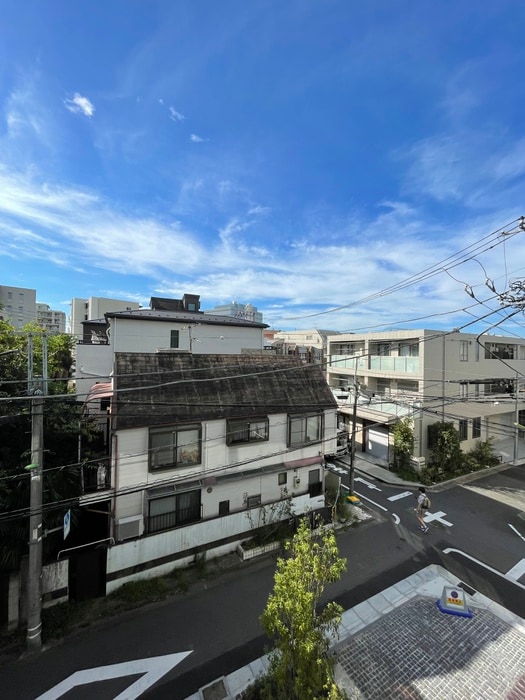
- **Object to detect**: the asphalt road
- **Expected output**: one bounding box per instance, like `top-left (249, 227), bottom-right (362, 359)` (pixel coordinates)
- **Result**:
top-left (1, 464), bottom-right (524, 699)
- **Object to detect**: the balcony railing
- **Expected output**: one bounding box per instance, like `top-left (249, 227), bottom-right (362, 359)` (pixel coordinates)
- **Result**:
top-left (330, 355), bottom-right (419, 374)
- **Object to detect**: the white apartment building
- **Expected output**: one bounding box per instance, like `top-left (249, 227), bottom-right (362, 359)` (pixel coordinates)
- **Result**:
top-left (327, 329), bottom-right (525, 469)
top-left (70, 296), bottom-right (141, 339)
top-left (205, 300), bottom-right (263, 323)
top-left (0, 285), bottom-right (37, 328)
top-left (36, 303), bottom-right (66, 334)
top-left (267, 328), bottom-right (340, 364)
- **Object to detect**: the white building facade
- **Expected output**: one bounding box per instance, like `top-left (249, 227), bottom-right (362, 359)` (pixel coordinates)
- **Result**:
top-left (70, 296), bottom-right (141, 339)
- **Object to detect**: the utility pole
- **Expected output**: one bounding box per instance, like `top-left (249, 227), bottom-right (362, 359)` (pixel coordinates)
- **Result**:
top-left (347, 364), bottom-right (361, 505)
top-left (25, 332), bottom-right (47, 653)
top-left (514, 372), bottom-right (521, 465)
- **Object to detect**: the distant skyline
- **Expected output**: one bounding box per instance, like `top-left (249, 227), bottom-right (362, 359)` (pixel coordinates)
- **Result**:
top-left (1, 1), bottom-right (525, 336)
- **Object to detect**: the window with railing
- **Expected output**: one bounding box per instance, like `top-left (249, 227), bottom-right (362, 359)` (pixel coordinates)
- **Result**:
top-left (147, 490), bottom-right (201, 533)
top-left (484, 343), bottom-right (516, 360)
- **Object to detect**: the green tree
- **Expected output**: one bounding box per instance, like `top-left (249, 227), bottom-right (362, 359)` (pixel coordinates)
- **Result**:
top-left (392, 417), bottom-right (414, 472)
top-left (257, 517), bottom-right (347, 699)
top-left (464, 437), bottom-right (500, 472)
top-left (427, 421), bottom-right (464, 477)
top-left (0, 322), bottom-right (98, 570)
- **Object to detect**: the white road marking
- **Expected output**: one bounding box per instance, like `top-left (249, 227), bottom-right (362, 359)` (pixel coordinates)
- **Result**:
top-left (423, 510), bottom-right (453, 527)
top-left (392, 513), bottom-right (400, 524)
top-left (387, 490), bottom-right (413, 501)
top-left (354, 491), bottom-right (388, 511)
top-left (36, 651), bottom-right (192, 700)
top-left (443, 548), bottom-right (525, 591)
top-left (508, 523), bottom-right (525, 543)
top-left (505, 558), bottom-right (525, 582)
top-left (355, 477), bottom-right (382, 491)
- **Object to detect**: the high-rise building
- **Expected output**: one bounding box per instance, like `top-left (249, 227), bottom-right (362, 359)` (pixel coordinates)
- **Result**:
top-left (36, 303), bottom-right (67, 334)
top-left (70, 296), bottom-right (141, 339)
top-left (0, 285), bottom-right (37, 328)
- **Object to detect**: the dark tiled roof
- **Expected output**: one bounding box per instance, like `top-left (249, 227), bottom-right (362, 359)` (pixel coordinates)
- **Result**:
top-left (113, 352), bottom-right (336, 430)
top-left (105, 308), bottom-right (267, 328)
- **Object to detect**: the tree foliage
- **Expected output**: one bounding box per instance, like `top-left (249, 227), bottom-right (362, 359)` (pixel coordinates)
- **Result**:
top-left (392, 417), bottom-right (414, 471)
top-left (256, 517), bottom-right (347, 700)
top-left (0, 321), bottom-right (96, 570)
top-left (427, 421), bottom-right (463, 475)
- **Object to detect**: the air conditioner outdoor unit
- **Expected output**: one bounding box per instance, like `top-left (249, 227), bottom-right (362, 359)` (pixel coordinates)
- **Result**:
top-left (116, 515), bottom-right (144, 541)
top-left (293, 476), bottom-right (301, 488)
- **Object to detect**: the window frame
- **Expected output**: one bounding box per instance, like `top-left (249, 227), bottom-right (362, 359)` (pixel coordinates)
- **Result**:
top-left (147, 489), bottom-right (201, 533)
top-left (287, 412), bottom-right (323, 447)
top-left (472, 417), bottom-right (481, 439)
top-left (226, 416), bottom-right (269, 445)
top-left (170, 329), bottom-right (180, 348)
top-left (458, 419), bottom-right (468, 441)
top-left (149, 423), bottom-right (202, 471)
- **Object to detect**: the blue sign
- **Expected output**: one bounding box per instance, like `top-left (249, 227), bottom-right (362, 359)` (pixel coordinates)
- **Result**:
top-left (63, 509), bottom-right (71, 540)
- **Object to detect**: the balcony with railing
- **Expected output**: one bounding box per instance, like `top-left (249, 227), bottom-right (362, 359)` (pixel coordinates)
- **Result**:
top-left (329, 354), bottom-right (419, 374)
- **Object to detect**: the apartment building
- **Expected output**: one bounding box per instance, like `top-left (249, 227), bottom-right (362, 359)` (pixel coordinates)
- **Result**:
top-left (70, 296), bottom-right (141, 339)
top-left (326, 329), bottom-right (525, 469)
top-left (36, 303), bottom-right (66, 334)
top-left (0, 285), bottom-right (36, 328)
top-left (266, 328), bottom-right (340, 365)
top-left (205, 300), bottom-right (263, 323)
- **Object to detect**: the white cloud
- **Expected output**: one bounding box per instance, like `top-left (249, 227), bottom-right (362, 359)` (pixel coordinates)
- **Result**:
top-left (190, 133), bottom-right (205, 143)
top-left (63, 93), bottom-right (95, 117)
top-left (169, 106), bottom-right (185, 121)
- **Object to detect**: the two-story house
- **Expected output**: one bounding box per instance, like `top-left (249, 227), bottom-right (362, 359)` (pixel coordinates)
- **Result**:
top-left (326, 329), bottom-right (525, 469)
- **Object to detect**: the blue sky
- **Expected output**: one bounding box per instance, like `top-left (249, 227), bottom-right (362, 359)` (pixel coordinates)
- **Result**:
top-left (1, 0), bottom-right (525, 335)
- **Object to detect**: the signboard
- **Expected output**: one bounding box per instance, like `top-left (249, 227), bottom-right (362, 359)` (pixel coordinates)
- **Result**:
top-left (63, 510), bottom-right (71, 540)
top-left (436, 585), bottom-right (473, 618)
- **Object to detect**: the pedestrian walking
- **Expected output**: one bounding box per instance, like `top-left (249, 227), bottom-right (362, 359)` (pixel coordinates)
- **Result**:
top-left (415, 486), bottom-right (430, 533)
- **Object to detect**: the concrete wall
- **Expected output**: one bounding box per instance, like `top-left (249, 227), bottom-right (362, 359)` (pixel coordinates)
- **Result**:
top-left (106, 492), bottom-right (323, 593)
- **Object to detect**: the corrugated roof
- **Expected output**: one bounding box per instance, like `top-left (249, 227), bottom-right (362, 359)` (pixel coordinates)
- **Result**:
top-left (113, 352), bottom-right (336, 430)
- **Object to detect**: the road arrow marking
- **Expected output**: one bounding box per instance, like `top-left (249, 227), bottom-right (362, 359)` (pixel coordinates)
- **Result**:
top-left (355, 477), bottom-right (382, 491)
top-left (36, 651), bottom-right (192, 700)
top-left (392, 513), bottom-right (400, 524)
top-left (387, 491), bottom-right (413, 501)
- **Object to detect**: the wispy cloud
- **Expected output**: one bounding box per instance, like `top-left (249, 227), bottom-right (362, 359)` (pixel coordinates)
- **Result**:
top-left (169, 106), bottom-right (185, 121)
top-left (63, 93), bottom-right (95, 117)
top-left (190, 133), bottom-right (205, 143)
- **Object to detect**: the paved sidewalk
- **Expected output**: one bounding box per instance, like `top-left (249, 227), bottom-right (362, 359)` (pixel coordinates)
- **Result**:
top-left (186, 565), bottom-right (525, 700)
